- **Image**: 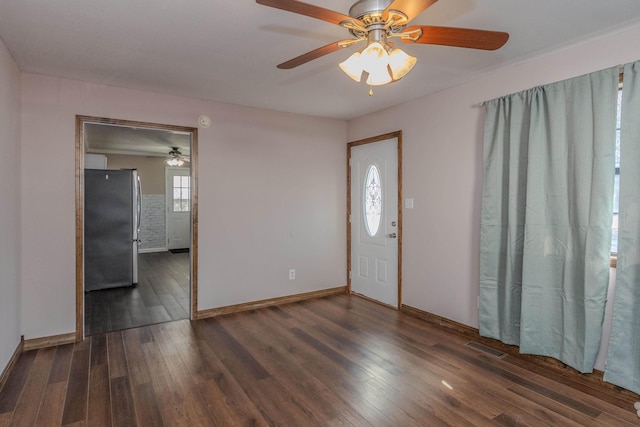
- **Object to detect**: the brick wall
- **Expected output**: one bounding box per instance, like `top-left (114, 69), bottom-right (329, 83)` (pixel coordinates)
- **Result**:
top-left (139, 194), bottom-right (165, 251)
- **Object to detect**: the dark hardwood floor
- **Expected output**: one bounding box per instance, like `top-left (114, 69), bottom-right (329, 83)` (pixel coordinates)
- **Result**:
top-left (84, 251), bottom-right (190, 336)
top-left (1, 294), bottom-right (639, 426)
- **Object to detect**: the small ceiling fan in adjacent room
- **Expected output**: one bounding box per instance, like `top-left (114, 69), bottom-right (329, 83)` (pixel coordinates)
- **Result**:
top-left (166, 147), bottom-right (189, 167)
top-left (256, 0), bottom-right (509, 93)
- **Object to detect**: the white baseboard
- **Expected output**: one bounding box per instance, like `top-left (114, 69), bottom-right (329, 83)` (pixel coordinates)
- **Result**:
top-left (138, 247), bottom-right (168, 253)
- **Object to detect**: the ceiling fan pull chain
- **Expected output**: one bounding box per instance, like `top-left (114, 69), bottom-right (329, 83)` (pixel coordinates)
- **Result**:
top-left (369, 85), bottom-right (374, 96)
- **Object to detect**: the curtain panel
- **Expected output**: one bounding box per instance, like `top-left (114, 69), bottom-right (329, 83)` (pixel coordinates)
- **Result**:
top-left (604, 60), bottom-right (640, 394)
top-left (480, 67), bottom-right (619, 373)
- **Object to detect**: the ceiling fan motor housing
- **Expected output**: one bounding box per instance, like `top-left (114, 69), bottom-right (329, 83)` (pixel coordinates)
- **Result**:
top-left (348, 0), bottom-right (392, 19)
top-left (347, 0), bottom-right (407, 38)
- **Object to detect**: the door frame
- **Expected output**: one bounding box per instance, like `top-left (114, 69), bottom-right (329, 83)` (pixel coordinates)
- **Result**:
top-left (347, 130), bottom-right (403, 309)
top-left (75, 115), bottom-right (199, 341)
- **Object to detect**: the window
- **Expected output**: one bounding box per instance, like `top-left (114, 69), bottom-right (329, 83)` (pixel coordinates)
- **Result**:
top-left (173, 175), bottom-right (190, 212)
top-left (363, 164), bottom-right (382, 236)
top-left (611, 89), bottom-right (621, 256)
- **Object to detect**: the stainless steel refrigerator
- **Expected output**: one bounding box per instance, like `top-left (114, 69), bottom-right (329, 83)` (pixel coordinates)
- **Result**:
top-left (84, 168), bottom-right (141, 291)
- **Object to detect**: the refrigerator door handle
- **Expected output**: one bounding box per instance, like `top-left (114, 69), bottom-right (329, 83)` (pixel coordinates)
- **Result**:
top-left (136, 175), bottom-right (142, 236)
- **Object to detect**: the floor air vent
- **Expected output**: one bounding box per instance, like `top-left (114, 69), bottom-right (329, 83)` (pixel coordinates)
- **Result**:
top-left (466, 341), bottom-right (506, 358)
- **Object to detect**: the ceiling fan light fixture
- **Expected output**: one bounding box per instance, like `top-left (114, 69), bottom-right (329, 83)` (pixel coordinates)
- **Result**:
top-left (388, 47), bottom-right (416, 80)
top-left (360, 41), bottom-right (388, 68)
top-left (339, 40), bottom-right (414, 86)
top-left (365, 62), bottom-right (393, 86)
top-left (339, 51), bottom-right (364, 82)
top-left (166, 158), bottom-right (184, 167)
top-left (166, 146), bottom-right (186, 167)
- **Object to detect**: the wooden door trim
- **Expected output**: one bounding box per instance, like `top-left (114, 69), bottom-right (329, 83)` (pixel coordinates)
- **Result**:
top-left (347, 130), bottom-right (403, 309)
top-left (75, 115), bottom-right (199, 341)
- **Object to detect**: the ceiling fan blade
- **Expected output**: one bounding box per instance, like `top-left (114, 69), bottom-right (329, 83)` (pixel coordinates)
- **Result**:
top-left (383, 0), bottom-right (439, 24)
top-left (401, 26), bottom-right (509, 50)
top-left (256, 0), bottom-right (363, 27)
top-left (277, 40), bottom-right (360, 69)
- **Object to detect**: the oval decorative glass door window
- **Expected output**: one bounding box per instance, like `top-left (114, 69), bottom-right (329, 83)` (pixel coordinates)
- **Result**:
top-left (363, 164), bottom-right (382, 236)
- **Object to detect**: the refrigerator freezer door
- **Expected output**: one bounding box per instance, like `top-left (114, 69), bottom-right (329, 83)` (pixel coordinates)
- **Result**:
top-left (85, 169), bottom-right (135, 291)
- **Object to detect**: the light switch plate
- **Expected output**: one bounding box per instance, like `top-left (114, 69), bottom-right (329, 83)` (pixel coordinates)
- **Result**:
top-left (404, 198), bottom-right (414, 209)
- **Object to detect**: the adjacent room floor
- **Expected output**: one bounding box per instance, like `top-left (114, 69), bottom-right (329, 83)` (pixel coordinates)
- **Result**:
top-left (1, 294), bottom-right (638, 426)
top-left (84, 251), bottom-right (190, 336)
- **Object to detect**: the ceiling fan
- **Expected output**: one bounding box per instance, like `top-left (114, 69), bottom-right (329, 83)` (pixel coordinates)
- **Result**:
top-left (256, 0), bottom-right (509, 89)
top-left (166, 147), bottom-right (189, 167)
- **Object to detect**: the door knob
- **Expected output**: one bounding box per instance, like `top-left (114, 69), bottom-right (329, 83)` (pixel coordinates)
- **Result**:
top-left (388, 233), bottom-right (397, 238)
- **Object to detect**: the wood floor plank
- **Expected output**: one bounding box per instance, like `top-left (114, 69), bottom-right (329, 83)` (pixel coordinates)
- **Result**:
top-left (157, 294), bottom-right (188, 321)
top-left (110, 376), bottom-right (136, 427)
top-left (140, 339), bottom-right (181, 409)
top-left (89, 335), bottom-right (107, 368)
top-left (126, 290), bottom-right (151, 328)
top-left (137, 326), bottom-right (154, 344)
top-left (121, 329), bottom-right (151, 386)
top-left (9, 347), bottom-right (56, 427)
top-left (109, 309), bottom-right (133, 332)
top-left (159, 406), bottom-right (191, 426)
top-left (131, 382), bottom-right (164, 427)
top-left (146, 306), bottom-right (172, 325)
top-left (137, 281), bottom-right (161, 308)
top-left (34, 382), bottom-right (67, 426)
top-left (61, 345), bottom-right (90, 425)
top-left (47, 344), bottom-right (74, 385)
top-left (106, 332), bottom-right (127, 379)
top-left (0, 350), bottom-right (36, 414)
top-left (86, 363), bottom-right (111, 427)
top-left (0, 412), bottom-right (12, 427)
top-left (268, 305), bottom-right (292, 319)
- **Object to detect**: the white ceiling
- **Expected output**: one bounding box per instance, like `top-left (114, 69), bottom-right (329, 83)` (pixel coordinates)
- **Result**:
top-left (84, 123), bottom-right (191, 157)
top-left (1, 0), bottom-right (640, 120)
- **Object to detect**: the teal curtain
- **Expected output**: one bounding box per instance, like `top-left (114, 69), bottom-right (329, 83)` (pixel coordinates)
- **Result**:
top-left (480, 68), bottom-right (619, 373)
top-left (604, 61), bottom-right (640, 394)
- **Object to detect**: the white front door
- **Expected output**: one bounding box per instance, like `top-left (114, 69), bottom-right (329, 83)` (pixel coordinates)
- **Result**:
top-left (350, 137), bottom-right (399, 307)
top-left (166, 167), bottom-right (191, 250)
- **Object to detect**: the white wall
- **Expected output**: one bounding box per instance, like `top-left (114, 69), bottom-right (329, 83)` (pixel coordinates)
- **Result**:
top-left (0, 37), bottom-right (22, 372)
top-left (348, 22), bottom-right (640, 371)
top-left (20, 74), bottom-right (347, 339)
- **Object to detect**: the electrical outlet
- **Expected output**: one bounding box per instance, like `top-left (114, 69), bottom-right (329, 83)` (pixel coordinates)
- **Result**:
top-left (289, 269), bottom-right (295, 280)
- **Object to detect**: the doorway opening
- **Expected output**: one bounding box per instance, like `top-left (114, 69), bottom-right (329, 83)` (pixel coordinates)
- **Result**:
top-left (75, 116), bottom-right (198, 339)
top-left (347, 131), bottom-right (402, 309)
